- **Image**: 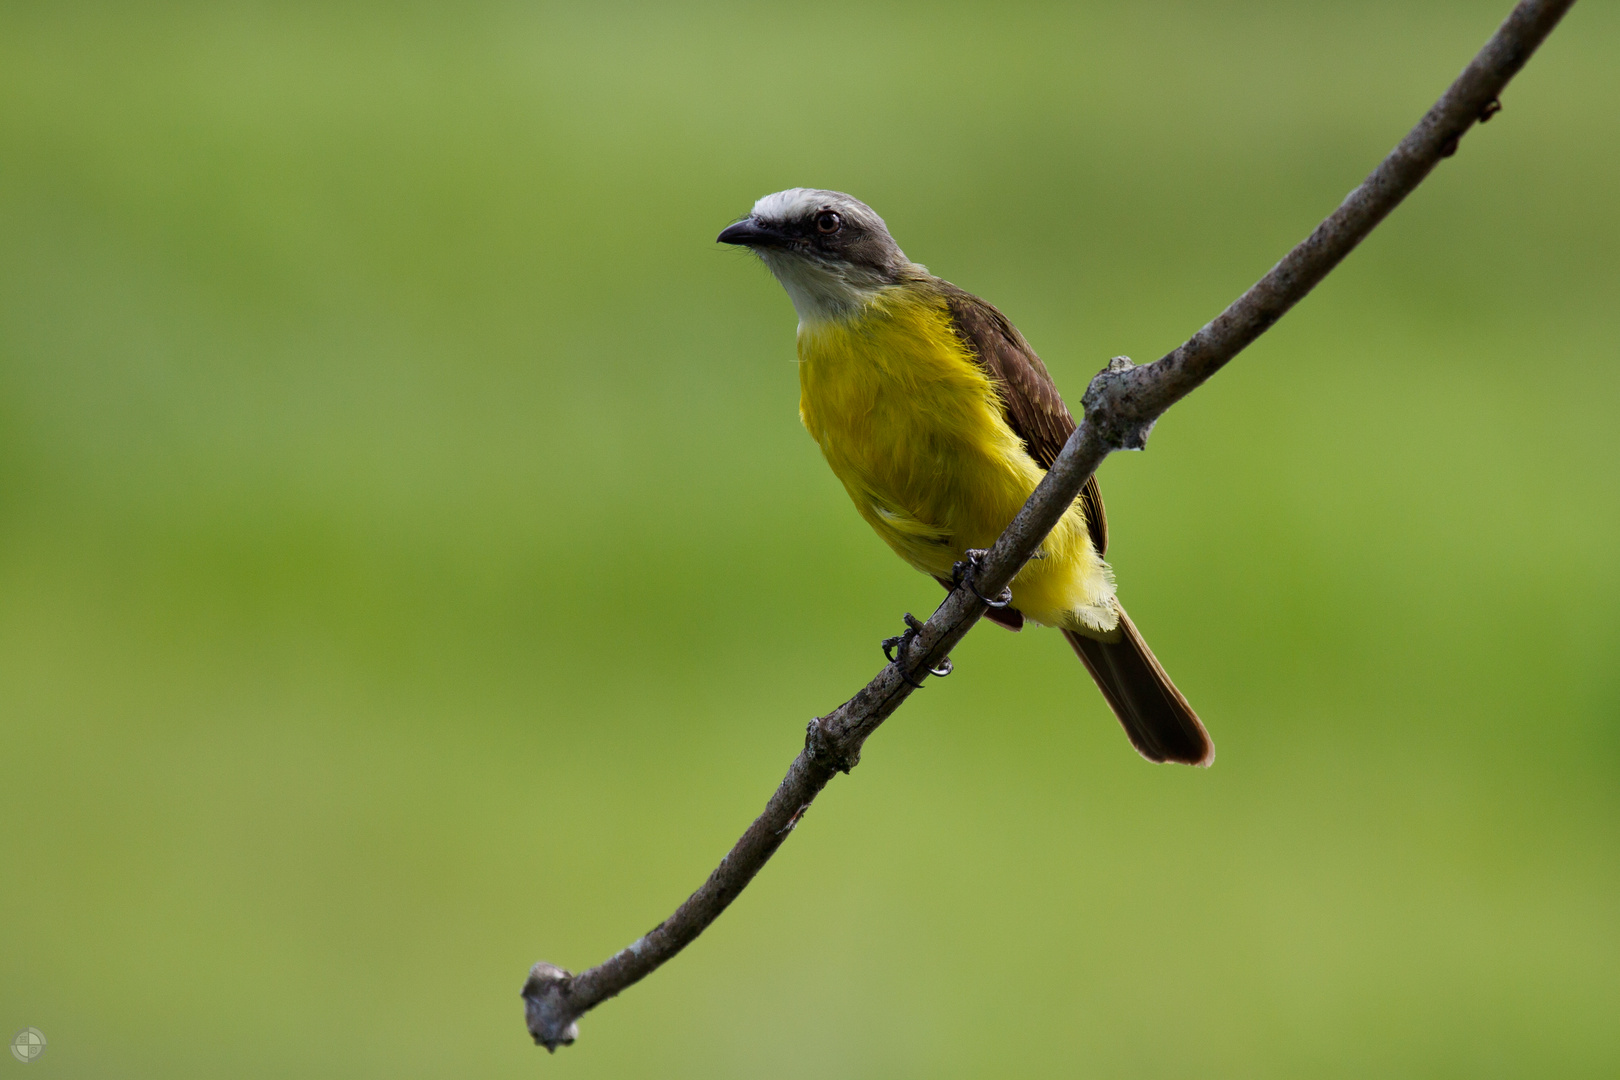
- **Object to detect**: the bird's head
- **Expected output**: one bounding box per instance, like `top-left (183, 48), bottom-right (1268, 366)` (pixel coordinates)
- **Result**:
top-left (718, 189), bottom-right (914, 323)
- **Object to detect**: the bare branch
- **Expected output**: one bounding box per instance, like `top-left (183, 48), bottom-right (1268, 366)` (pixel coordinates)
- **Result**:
top-left (523, 0), bottom-right (1578, 1051)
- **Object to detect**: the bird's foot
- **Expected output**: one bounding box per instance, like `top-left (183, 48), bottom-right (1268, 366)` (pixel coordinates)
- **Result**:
top-left (951, 549), bottom-right (1013, 609)
top-left (881, 612), bottom-right (953, 688)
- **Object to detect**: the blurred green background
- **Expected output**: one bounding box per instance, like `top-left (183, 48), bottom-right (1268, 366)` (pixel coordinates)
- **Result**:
top-left (2, 1), bottom-right (1616, 1076)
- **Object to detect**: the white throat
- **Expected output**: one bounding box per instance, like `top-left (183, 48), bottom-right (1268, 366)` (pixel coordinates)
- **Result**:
top-left (758, 251), bottom-right (891, 327)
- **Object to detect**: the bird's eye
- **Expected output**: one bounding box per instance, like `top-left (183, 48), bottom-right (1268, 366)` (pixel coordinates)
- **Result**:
top-left (814, 210), bottom-right (842, 234)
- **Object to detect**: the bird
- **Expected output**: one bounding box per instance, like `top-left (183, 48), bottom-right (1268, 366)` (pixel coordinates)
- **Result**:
top-left (719, 189), bottom-right (1212, 766)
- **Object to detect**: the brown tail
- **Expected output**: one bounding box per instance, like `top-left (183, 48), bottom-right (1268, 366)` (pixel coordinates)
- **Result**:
top-left (1064, 602), bottom-right (1214, 766)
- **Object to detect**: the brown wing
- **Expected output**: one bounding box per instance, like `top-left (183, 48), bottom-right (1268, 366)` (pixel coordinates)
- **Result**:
top-left (940, 283), bottom-right (1108, 554)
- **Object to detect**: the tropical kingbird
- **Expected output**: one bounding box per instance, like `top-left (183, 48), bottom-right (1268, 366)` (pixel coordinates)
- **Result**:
top-left (720, 189), bottom-right (1212, 766)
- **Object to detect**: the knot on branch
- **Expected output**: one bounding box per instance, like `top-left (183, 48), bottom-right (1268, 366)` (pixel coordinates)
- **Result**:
top-left (522, 962), bottom-right (581, 1052)
top-left (1081, 356), bottom-right (1158, 452)
top-left (1441, 95), bottom-right (1504, 157)
top-left (804, 717), bottom-right (859, 774)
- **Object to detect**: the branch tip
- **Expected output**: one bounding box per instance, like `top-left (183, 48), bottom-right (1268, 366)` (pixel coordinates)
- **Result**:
top-left (522, 962), bottom-right (581, 1051)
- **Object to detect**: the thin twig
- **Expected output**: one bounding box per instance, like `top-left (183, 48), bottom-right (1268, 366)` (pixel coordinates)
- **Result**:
top-left (523, 0), bottom-right (1578, 1050)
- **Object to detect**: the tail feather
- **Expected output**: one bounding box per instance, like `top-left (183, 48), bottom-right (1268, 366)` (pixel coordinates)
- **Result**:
top-left (1064, 602), bottom-right (1213, 767)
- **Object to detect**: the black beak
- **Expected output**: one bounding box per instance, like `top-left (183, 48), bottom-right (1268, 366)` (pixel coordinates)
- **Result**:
top-left (717, 218), bottom-right (790, 248)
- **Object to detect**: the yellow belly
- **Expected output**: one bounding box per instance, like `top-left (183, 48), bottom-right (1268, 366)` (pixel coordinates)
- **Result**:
top-left (796, 288), bottom-right (1117, 633)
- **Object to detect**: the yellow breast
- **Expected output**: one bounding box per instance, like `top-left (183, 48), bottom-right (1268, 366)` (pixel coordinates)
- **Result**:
top-left (796, 287), bottom-right (1117, 632)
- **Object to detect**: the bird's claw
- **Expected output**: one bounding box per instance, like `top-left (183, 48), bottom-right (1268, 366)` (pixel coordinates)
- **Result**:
top-left (880, 632), bottom-right (908, 665)
top-left (881, 612), bottom-right (952, 688)
top-left (951, 549), bottom-right (1013, 609)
